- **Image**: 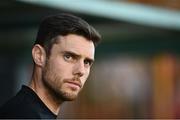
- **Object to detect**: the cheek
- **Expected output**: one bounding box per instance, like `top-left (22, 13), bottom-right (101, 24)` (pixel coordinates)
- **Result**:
top-left (82, 70), bottom-right (90, 84)
top-left (52, 57), bottom-right (73, 75)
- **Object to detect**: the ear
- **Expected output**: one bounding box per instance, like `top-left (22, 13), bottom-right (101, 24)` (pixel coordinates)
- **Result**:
top-left (32, 44), bottom-right (46, 67)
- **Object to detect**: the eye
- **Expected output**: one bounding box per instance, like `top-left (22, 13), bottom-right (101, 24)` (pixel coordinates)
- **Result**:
top-left (84, 59), bottom-right (93, 67)
top-left (64, 54), bottom-right (73, 61)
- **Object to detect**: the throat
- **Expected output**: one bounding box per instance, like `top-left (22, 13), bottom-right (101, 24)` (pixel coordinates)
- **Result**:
top-left (29, 79), bottom-right (63, 116)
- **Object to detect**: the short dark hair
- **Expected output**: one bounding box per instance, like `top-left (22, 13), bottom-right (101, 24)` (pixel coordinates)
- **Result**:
top-left (34, 13), bottom-right (101, 56)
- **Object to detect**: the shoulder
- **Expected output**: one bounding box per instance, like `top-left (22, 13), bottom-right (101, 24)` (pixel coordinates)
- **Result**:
top-left (0, 97), bottom-right (40, 119)
top-left (0, 86), bottom-right (41, 119)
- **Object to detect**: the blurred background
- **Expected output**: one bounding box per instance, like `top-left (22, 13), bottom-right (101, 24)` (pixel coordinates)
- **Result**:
top-left (0, 0), bottom-right (180, 119)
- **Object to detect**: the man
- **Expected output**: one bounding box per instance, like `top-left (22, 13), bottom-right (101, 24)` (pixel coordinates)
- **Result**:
top-left (0, 13), bottom-right (101, 119)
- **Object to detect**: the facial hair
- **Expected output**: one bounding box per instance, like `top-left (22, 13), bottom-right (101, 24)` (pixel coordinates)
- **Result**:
top-left (42, 60), bottom-right (82, 102)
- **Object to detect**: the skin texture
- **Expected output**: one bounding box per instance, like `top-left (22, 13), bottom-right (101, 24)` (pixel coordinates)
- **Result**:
top-left (29, 34), bottom-right (95, 115)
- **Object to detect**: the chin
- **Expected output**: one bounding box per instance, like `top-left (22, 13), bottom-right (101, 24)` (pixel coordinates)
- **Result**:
top-left (59, 90), bottom-right (79, 101)
top-left (62, 95), bottom-right (78, 101)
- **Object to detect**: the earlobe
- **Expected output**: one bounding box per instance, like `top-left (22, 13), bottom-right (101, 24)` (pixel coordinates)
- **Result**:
top-left (32, 44), bottom-right (46, 67)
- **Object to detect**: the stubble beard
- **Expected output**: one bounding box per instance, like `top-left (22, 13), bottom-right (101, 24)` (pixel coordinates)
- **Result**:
top-left (42, 61), bottom-right (80, 102)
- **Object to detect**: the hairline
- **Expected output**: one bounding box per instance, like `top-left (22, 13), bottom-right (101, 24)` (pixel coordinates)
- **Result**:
top-left (42, 33), bottom-right (96, 58)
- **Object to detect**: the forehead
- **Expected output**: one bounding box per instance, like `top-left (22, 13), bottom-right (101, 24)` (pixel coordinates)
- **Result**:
top-left (53, 34), bottom-right (95, 59)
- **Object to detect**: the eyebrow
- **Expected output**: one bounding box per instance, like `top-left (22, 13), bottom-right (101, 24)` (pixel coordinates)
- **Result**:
top-left (61, 50), bottom-right (94, 63)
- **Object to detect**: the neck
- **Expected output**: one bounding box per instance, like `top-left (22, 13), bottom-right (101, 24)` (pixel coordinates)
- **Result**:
top-left (29, 68), bottom-right (63, 115)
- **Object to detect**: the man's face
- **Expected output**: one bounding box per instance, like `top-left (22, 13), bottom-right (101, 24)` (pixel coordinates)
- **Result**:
top-left (42, 34), bottom-right (95, 101)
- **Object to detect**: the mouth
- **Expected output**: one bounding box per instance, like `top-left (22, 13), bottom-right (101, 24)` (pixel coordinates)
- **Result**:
top-left (66, 81), bottom-right (81, 88)
top-left (64, 79), bottom-right (82, 90)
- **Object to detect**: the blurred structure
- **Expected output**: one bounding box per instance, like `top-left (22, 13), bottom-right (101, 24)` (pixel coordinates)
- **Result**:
top-left (128, 0), bottom-right (180, 10)
top-left (0, 0), bottom-right (180, 119)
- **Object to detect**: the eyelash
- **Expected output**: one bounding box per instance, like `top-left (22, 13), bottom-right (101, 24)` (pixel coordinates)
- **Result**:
top-left (63, 53), bottom-right (93, 67)
top-left (64, 54), bottom-right (74, 61)
top-left (84, 60), bottom-right (92, 66)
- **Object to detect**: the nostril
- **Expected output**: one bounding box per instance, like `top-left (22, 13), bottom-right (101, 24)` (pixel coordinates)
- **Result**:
top-left (78, 72), bottom-right (84, 77)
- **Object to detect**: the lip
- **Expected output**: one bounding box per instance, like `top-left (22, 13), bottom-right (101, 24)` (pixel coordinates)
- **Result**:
top-left (65, 81), bottom-right (81, 88)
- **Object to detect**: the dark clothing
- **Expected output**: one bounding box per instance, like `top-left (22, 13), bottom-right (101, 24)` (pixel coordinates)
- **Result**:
top-left (0, 85), bottom-right (57, 119)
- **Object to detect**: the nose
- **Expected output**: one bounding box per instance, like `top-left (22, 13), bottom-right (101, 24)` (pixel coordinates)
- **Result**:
top-left (72, 61), bottom-right (85, 77)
